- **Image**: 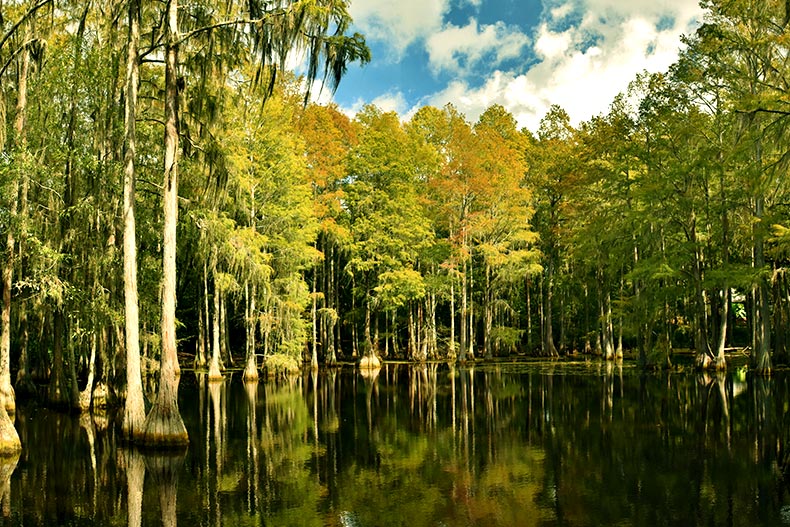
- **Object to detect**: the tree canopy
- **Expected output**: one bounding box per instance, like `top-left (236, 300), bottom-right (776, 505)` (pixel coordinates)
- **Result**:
top-left (0, 0), bottom-right (789, 414)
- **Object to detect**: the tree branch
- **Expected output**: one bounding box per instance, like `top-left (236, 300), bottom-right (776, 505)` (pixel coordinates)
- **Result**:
top-left (0, 37), bottom-right (37, 79)
top-left (0, 0), bottom-right (52, 54)
top-left (735, 107), bottom-right (790, 117)
top-left (175, 11), bottom-right (285, 47)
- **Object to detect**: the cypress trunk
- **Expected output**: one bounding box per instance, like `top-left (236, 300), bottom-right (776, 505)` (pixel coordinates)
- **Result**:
top-left (121, 0), bottom-right (146, 441)
top-left (243, 282), bottom-right (258, 381)
top-left (542, 257), bottom-right (558, 357)
top-left (140, 0), bottom-right (188, 447)
top-left (208, 270), bottom-right (222, 381)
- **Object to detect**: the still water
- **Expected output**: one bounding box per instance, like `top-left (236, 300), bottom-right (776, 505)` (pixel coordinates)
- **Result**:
top-left (1, 361), bottom-right (789, 526)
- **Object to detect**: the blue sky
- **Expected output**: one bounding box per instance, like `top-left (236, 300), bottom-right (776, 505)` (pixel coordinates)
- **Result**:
top-left (325, 0), bottom-right (704, 131)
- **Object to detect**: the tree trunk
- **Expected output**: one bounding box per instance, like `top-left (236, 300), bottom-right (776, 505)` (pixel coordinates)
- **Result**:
top-left (449, 274), bottom-right (456, 359)
top-left (48, 309), bottom-right (79, 409)
top-left (311, 271), bottom-right (318, 370)
top-left (713, 180), bottom-right (729, 371)
top-left (558, 293), bottom-right (566, 355)
top-left (359, 297), bottom-right (380, 370)
top-left (208, 270), bottom-right (222, 381)
top-left (752, 192), bottom-right (771, 374)
top-left (323, 309), bottom-right (338, 366)
top-left (121, 0), bottom-right (146, 441)
top-left (459, 259), bottom-right (468, 362)
top-left (243, 282), bottom-right (258, 381)
top-left (2, 22), bottom-right (33, 419)
top-left (615, 276), bottom-right (624, 359)
top-left (390, 309), bottom-right (398, 358)
top-left (0, 52), bottom-right (18, 429)
top-left (14, 140), bottom-right (32, 397)
top-left (413, 303), bottom-right (419, 359)
top-left (373, 310), bottom-right (380, 358)
top-left (468, 255), bottom-right (475, 360)
top-left (484, 263), bottom-right (492, 359)
top-left (198, 260), bottom-right (210, 369)
top-left (542, 257), bottom-right (558, 357)
top-left (599, 282), bottom-right (614, 361)
top-left (332, 247), bottom-right (343, 359)
top-left (526, 278), bottom-right (533, 353)
top-left (140, 0), bottom-right (188, 447)
top-left (691, 211), bottom-right (713, 369)
top-left (429, 292), bottom-right (438, 359)
top-left (196, 302), bottom-right (206, 368)
top-left (714, 286), bottom-right (729, 370)
top-left (79, 334), bottom-right (98, 411)
top-left (0, 162), bottom-right (15, 415)
top-left (14, 304), bottom-right (33, 399)
top-left (363, 295), bottom-right (374, 358)
top-left (220, 291), bottom-right (232, 367)
top-left (351, 284), bottom-right (358, 359)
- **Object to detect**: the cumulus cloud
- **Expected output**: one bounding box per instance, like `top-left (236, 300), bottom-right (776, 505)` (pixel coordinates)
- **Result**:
top-left (579, 0), bottom-right (702, 22)
top-left (338, 0), bottom-right (705, 131)
top-left (340, 91), bottom-right (411, 119)
top-left (426, 19), bottom-right (530, 75)
top-left (423, 0), bottom-right (705, 130)
top-left (349, 0), bottom-right (448, 59)
top-left (370, 92), bottom-right (410, 115)
top-left (534, 23), bottom-right (572, 60)
top-left (550, 3), bottom-right (573, 20)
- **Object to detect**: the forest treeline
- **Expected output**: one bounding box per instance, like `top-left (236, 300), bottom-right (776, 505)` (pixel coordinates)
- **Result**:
top-left (1, 0), bottom-right (790, 443)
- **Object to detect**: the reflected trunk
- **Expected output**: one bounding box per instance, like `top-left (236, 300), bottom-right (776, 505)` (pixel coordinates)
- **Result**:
top-left (0, 453), bottom-right (18, 517)
top-left (120, 447), bottom-right (145, 527)
top-left (143, 451), bottom-right (185, 527)
top-left (245, 381), bottom-right (259, 515)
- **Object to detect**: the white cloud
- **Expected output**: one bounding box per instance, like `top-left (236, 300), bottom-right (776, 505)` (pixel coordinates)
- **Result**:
top-left (349, 0), bottom-right (448, 59)
top-left (424, 72), bottom-right (540, 128)
top-left (423, 0), bottom-right (705, 131)
top-left (582, 0), bottom-right (702, 22)
top-left (340, 91), bottom-right (410, 119)
top-left (550, 4), bottom-right (573, 20)
top-left (371, 92), bottom-right (410, 115)
top-left (426, 19), bottom-right (530, 75)
top-left (534, 23), bottom-right (572, 60)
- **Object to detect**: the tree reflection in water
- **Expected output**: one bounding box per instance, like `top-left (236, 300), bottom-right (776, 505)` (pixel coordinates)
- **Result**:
top-left (2, 362), bottom-right (790, 525)
top-left (0, 452), bottom-right (18, 517)
top-left (144, 450), bottom-right (186, 527)
top-left (118, 446), bottom-right (144, 527)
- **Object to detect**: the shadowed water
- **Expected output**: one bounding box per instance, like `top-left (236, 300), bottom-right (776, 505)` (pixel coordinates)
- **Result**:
top-left (2, 360), bottom-right (790, 526)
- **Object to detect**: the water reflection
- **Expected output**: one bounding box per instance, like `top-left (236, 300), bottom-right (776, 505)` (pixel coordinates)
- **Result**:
top-left (2, 362), bottom-right (790, 526)
top-left (144, 450), bottom-right (186, 527)
top-left (118, 447), bottom-right (144, 527)
top-left (0, 453), bottom-right (18, 518)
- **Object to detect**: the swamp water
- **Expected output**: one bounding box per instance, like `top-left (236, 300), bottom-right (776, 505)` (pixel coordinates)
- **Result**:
top-left (1, 361), bottom-right (789, 526)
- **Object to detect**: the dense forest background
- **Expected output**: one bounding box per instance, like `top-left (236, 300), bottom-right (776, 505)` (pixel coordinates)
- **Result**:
top-left (2, 0), bottom-right (790, 414)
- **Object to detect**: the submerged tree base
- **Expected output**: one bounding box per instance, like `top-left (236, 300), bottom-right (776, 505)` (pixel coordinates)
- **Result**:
top-left (0, 408), bottom-right (20, 456)
top-left (359, 354), bottom-right (381, 370)
top-left (139, 402), bottom-right (188, 448)
top-left (242, 359), bottom-right (259, 382)
top-left (207, 358), bottom-right (223, 382)
top-left (14, 372), bottom-right (36, 401)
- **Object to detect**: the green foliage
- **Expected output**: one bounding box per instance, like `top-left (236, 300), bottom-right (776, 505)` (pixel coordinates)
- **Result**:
top-left (6, 0), bottom-right (790, 372)
top-left (375, 269), bottom-right (426, 308)
top-left (263, 353), bottom-right (301, 377)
